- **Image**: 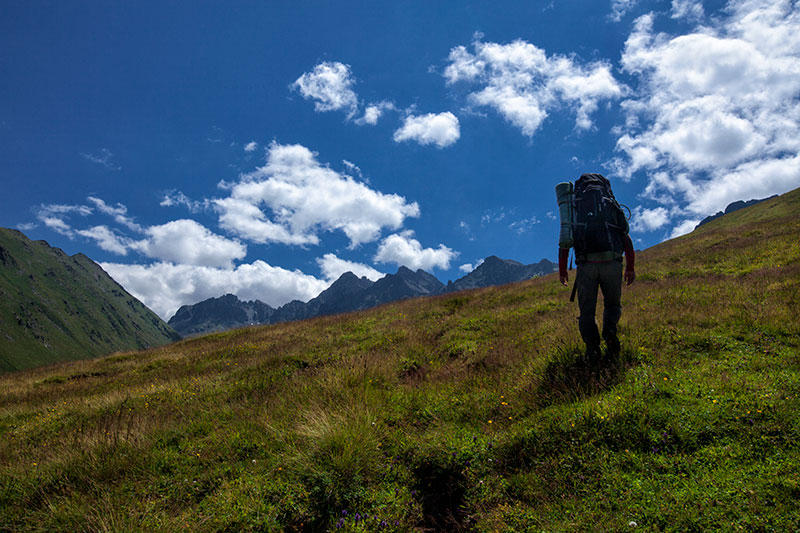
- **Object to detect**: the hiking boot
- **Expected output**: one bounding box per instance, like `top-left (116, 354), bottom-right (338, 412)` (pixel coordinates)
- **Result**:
top-left (584, 344), bottom-right (601, 365)
top-left (603, 332), bottom-right (620, 359)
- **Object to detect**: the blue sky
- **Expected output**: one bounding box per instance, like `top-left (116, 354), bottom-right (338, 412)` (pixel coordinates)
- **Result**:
top-left (2, 0), bottom-right (798, 320)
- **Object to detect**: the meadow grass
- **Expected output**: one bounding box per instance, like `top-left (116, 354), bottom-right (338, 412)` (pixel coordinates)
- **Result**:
top-left (1, 190), bottom-right (799, 531)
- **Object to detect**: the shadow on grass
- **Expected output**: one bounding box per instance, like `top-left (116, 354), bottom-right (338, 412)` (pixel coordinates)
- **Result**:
top-left (413, 461), bottom-right (467, 532)
top-left (536, 343), bottom-right (635, 407)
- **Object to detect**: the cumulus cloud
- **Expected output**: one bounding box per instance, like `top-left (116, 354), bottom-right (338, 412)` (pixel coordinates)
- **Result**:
top-left (101, 260), bottom-right (329, 321)
top-left (374, 231), bottom-right (457, 271)
top-left (317, 253), bottom-right (384, 282)
top-left (613, 1), bottom-right (800, 232)
top-left (293, 62), bottom-right (359, 118)
top-left (77, 225), bottom-right (130, 255)
top-left (444, 37), bottom-right (625, 135)
top-left (459, 263), bottom-right (476, 274)
top-left (130, 219), bottom-right (247, 268)
top-left (393, 112), bottom-right (461, 148)
top-left (630, 206), bottom-right (670, 232)
top-left (459, 258), bottom-right (484, 274)
top-left (244, 141), bottom-right (258, 152)
top-left (356, 101), bottom-right (396, 125)
top-left (214, 142), bottom-right (420, 247)
top-left (669, 218), bottom-right (702, 239)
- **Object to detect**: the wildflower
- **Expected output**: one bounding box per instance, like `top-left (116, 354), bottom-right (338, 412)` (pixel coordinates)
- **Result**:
top-left (488, 420), bottom-right (492, 424)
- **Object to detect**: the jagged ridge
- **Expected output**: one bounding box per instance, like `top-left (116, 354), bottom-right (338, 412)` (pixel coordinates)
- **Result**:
top-left (168, 257), bottom-right (557, 337)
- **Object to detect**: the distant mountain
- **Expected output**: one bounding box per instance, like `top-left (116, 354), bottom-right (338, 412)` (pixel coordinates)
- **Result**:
top-left (168, 256), bottom-right (555, 337)
top-left (444, 256), bottom-right (556, 293)
top-left (168, 294), bottom-right (275, 337)
top-left (0, 228), bottom-right (180, 372)
top-left (168, 266), bottom-right (443, 337)
top-left (695, 195), bottom-right (778, 229)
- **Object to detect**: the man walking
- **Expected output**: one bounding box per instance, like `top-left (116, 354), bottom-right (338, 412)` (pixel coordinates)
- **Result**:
top-left (558, 174), bottom-right (635, 364)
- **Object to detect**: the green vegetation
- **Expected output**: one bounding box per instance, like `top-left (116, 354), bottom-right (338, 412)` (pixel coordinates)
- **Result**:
top-left (0, 228), bottom-right (179, 372)
top-left (1, 189), bottom-right (799, 531)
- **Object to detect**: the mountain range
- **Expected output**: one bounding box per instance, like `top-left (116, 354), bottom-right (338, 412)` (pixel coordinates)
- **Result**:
top-left (4, 188), bottom-right (798, 531)
top-left (168, 256), bottom-right (557, 337)
top-left (0, 228), bottom-right (179, 372)
top-left (695, 195), bottom-right (778, 228)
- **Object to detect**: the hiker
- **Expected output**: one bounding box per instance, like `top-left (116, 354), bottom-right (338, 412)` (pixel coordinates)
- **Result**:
top-left (556, 173), bottom-right (635, 364)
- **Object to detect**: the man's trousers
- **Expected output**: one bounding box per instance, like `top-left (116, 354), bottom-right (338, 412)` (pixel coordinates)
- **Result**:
top-left (575, 260), bottom-right (623, 356)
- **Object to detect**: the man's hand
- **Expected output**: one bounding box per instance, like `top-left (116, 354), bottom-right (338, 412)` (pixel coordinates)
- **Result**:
top-left (624, 268), bottom-right (636, 286)
top-left (560, 271), bottom-right (569, 287)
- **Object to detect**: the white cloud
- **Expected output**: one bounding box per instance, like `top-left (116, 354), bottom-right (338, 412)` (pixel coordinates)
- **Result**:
top-left (39, 216), bottom-right (75, 236)
top-left (101, 260), bottom-right (329, 321)
top-left (131, 219), bottom-right (247, 268)
top-left (77, 225), bottom-right (130, 255)
top-left (214, 142), bottom-right (420, 247)
top-left (459, 257), bottom-right (484, 274)
top-left (508, 216), bottom-right (539, 235)
top-left (160, 191), bottom-right (210, 213)
top-left (610, 0), bottom-right (638, 22)
top-left (614, 2), bottom-right (800, 222)
top-left (244, 141), bottom-right (258, 152)
top-left (87, 196), bottom-right (143, 232)
top-left (293, 61), bottom-right (359, 118)
top-left (317, 253), bottom-right (384, 282)
top-left (393, 112), bottom-right (461, 148)
top-left (459, 263), bottom-right (475, 274)
top-left (669, 218), bottom-right (702, 239)
top-left (374, 231), bottom-right (457, 271)
top-left (630, 205), bottom-right (670, 232)
top-left (671, 0), bottom-right (704, 21)
top-left (80, 148), bottom-right (120, 170)
top-left (356, 101), bottom-right (396, 125)
top-left (35, 204), bottom-right (92, 237)
top-left (444, 38), bottom-right (625, 136)
top-left (685, 154), bottom-right (800, 216)
top-left (341, 160), bottom-right (363, 178)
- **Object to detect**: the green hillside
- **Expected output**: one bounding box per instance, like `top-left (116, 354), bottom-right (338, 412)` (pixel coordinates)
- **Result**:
top-left (1, 189), bottom-right (799, 531)
top-left (0, 228), bottom-right (179, 372)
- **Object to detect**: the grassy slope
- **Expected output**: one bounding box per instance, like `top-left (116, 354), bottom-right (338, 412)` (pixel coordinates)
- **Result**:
top-left (0, 229), bottom-right (179, 372)
top-left (0, 189), bottom-right (798, 531)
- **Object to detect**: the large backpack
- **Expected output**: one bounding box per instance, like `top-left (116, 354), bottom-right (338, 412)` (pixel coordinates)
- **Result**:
top-left (572, 173), bottom-right (628, 262)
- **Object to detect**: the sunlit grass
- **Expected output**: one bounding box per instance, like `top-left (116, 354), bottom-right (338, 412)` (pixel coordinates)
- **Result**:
top-left (1, 190), bottom-right (799, 531)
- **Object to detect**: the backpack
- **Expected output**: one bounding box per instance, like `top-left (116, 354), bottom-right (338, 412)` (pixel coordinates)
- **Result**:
top-left (571, 173), bottom-right (628, 262)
